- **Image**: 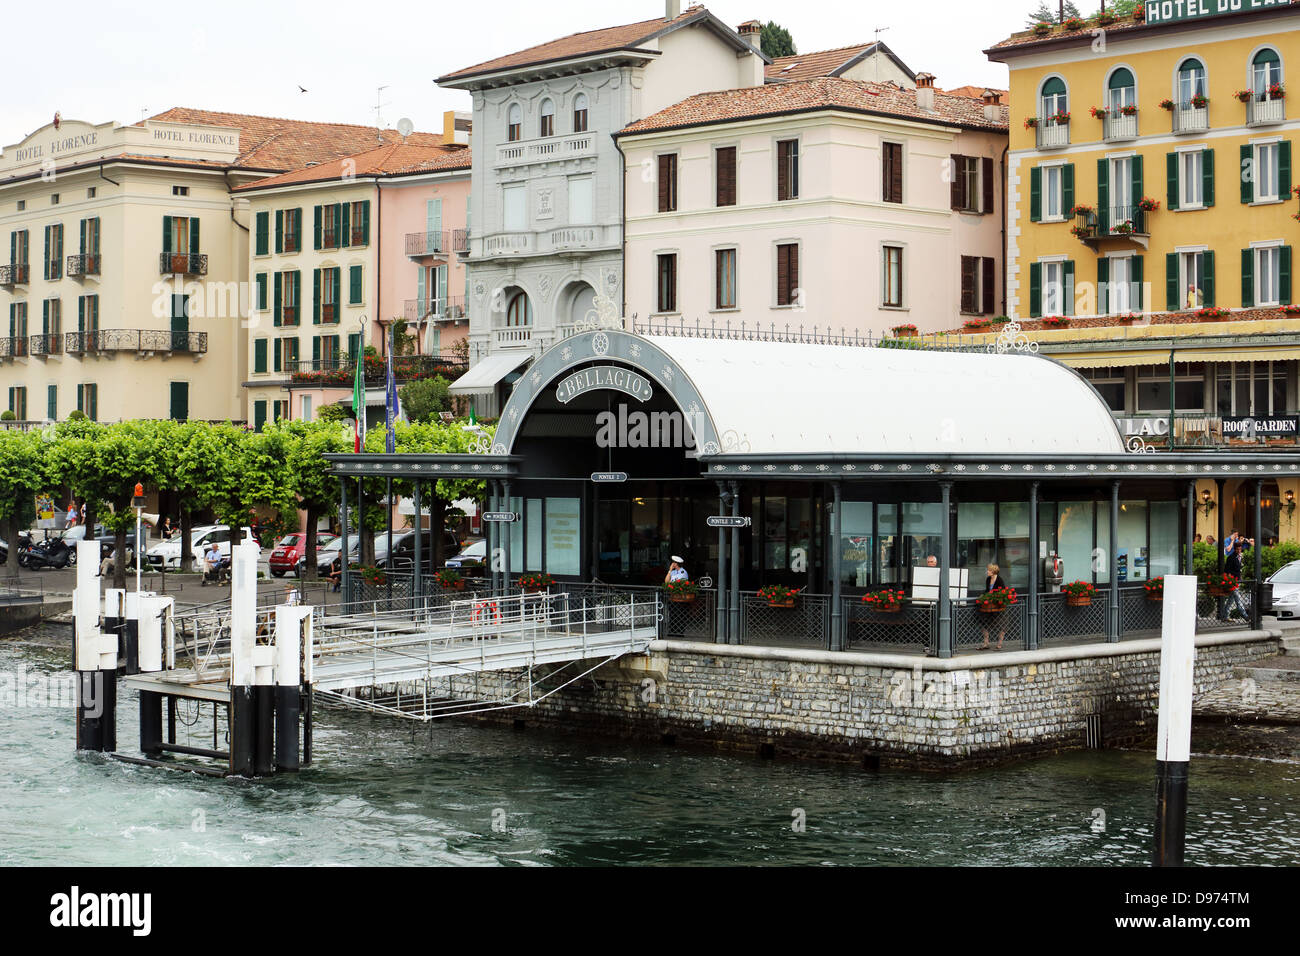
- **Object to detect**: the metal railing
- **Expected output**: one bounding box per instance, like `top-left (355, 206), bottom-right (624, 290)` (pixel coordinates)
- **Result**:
top-left (631, 315), bottom-right (999, 352)
top-left (1172, 105), bottom-right (1209, 133)
top-left (288, 353), bottom-right (467, 385)
top-left (1247, 96), bottom-right (1285, 126)
top-left (66, 253), bottom-right (101, 277)
top-left (1035, 117), bottom-right (1070, 148)
top-left (0, 263), bottom-right (29, 285)
top-left (0, 337), bottom-right (29, 358)
top-left (28, 333), bottom-right (61, 356)
top-left (405, 231), bottom-right (450, 257)
top-left (158, 252), bottom-right (208, 276)
top-left (1103, 112), bottom-right (1139, 141)
top-left (844, 598), bottom-right (934, 650)
top-left (452, 228), bottom-right (470, 254)
top-left (1073, 205), bottom-right (1147, 240)
top-left (403, 297), bottom-right (467, 322)
top-left (62, 329), bottom-right (208, 354)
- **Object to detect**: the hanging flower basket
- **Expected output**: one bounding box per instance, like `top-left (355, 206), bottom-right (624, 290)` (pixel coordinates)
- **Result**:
top-left (862, 589), bottom-right (906, 614)
top-left (1145, 577), bottom-right (1164, 602)
top-left (1050, 110), bottom-right (1071, 125)
top-left (1158, 99), bottom-right (1175, 112)
top-left (1062, 580), bottom-right (1097, 606)
top-left (1234, 89), bottom-right (1254, 103)
top-left (1023, 117), bottom-right (1040, 129)
top-left (976, 587), bottom-right (1017, 614)
top-left (758, 584), bottom-right (801, 608)
top-left (663, 579), bottom-right (699, 603)
top-left (1137, 197), bottom-right (1161, 212)
top-left (518, 572), bottom-right (555, 593)
top-left (1269, 82), bottom-right (1285, 100)
top-left (1191, 94), bottom-right (1209, 109)
top-left (1090, 106), bottom-right (1109, 120)
top-left (890, 323), bottom-right (918, 337)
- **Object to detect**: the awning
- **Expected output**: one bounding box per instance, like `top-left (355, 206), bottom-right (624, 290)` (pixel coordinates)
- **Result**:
top-left (341, 389), bottom-right (391, 408)
top-left (449, 352), bottom-right (531, 394)
top-left (1058, 345), bottom-right (1300, 369)
top-left (1057, 352), bottom-right (1179, 369)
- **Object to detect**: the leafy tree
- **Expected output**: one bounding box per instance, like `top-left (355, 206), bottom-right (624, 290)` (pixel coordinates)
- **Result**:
top-left (316, 402), bottom-right (350, 424)
top-left (1027, 1), bottom-right (1080, 25)
top-left (1107, 0), bottom-right (1137, 15)
top-left (399, 376), bottom-right (453, 424)
top-left (273, 419), bottom-right (349, 579)
top-left (0, 429), bottom-right (46, 581)
top-left (759, 21), bottom-right (795, 59)
top-left (392, 421), bottom-right (493, 569)
top-left (148, 421), bottom-right (243, 573)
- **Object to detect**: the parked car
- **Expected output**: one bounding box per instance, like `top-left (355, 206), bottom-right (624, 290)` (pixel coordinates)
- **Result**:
top-left (1268, 560), bottom-right (1300, 620)
top-left (444, 538), bottom-right (487, 576)
top-left (269, 532), bottom-right (338, 577)
top-left (377, 530), bottom-right (462, 570)
top-left (146, 525), bottom-right (258, 570)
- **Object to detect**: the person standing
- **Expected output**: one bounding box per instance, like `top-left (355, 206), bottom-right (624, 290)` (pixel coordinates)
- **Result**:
top-left (1223, 542), bottom-right (1249, 620)
top-left (979, 563), bottom-right (1008, 651)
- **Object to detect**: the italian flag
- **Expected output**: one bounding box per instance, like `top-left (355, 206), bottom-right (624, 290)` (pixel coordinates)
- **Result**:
top-left (353, 353), bottom-right (366, 452)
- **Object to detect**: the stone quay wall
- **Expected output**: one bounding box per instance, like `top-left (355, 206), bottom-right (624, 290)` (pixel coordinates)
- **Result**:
top-left (442, 631), bottom-right (1280, 768)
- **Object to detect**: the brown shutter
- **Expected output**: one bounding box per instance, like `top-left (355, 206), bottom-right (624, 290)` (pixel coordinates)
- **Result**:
top-left (884, 143), bottom-right (903, 203)
top-left (776, 245), bottom-right (790, 305)
top-left (982, 157), bottom-right (995, 215)
top-left (777, 142), bottom-right (789, 201)
top-left (716, 147), bottom-right (736, 206)
top-left (982, 257), bottom-right (996, 315)
top-left (658, 155), bottom-right (677, 213)
top-left (951, 155), bottom-right (963, 210)
top-left (789, 243), bottom-right (799, 302)
top-left (960, 256), bottom-right (976, 313)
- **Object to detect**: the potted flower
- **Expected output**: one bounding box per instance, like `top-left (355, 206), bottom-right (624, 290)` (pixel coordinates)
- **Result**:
top-left (1269, 82), bottom-right (1285, 100)
top-left (1069, 223), bottom-right (1094, 240)
top-left (758, 583), bottom-right (801, 608)
top-left (1023, 116), bottom-right (1040, 129)
top-left (1094, 11), bottom-right (1116, 26)
top-left (1050, 109), bottom-right (1071, 125)
top-left (1114, 312), bottom-right (1143, 325)
top-left (963, 318), bottom-right (992, 332)
top-left (976, 586), bottom-right (1017, 614)
top-left (1090, 106), bottom-right (1109, 120)
top-left (890, 323), bottom-right (918, 337)
top-left (359, 564), bottom-right (386, 587)
top-left (1061, 580), bottom-right (1097, 607)
top-left (1144, 576), bottom-right (1164, 602)
top-left (434, 568), bottom-right (465, 590)
top-left (1120, 104), bottom-right (1139, 116)
top-left (1194, 306), bottom-right (1230, 320)
top-left (518, 572), bottom-right (555, 593)
top-left (1205, 572), bottom-right (1239, 597)
top-left (1069, 203), bottom-right (1095, 217)
top-left (1032, 21), bottom-right (1052, 36)
top-left (1281, 305), bottom-right (1300, 316)
top-left (663, 578), bottom-right (699, 603)
top-left (1111, 219), bottom-right (1136, 235)
top-left (1137, 196), bottom-right (1161, 212)
top-left (1191, 93), bottom-right (1209, 109)
top-left (1234, 89), bottom-right (1254, 103)
top-left (1063, 15), bottom-right (1085, 30)
top-left (1041, 315), bottom-right (1070, 328)
top-left (1158, 98), bottom-right (1175, 111)
top-left (862, 588), bottom-right (906, 614)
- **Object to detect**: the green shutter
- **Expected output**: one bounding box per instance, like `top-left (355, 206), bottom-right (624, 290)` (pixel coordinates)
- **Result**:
top-left (162, 216), bottom-right (172, 254)
top-left (1063, 260), bottom-right (1075, 315)
top-left (1133, 255), bottom-right (1144, 311)
top-left (190, 217), bottom-right (199, 253)
top-left (349, 265), bottom-right (362, 305)
top-left (333, 267), bottom-right (342, 313)
top-left (254, 400), bottom-right (267, 433)
top-left (47, 385), bottom-right (56, 421)
top-left (274, 210), bottom-right (283, 254)
top-left (312, 336), bottom-right (321, 364)
top-left (274, 338), bottom-right (282, 372)
top-left (169, 382), bottom-right (189, 421)
top-left (42, 298), bottom-right (49, 335)
top-left (1166, 253), bottom-right (1179, 311)
top-left (1241, 144), bottom-right (1254, 203)
top-left (1280, 141), bottom-right (1293, 198)
top-left (79, 218), bottom-right (86, 257)
top-left (1166, 152), bottom-right (1179, 211)
top-left (1062, 164), bottom-right (1075, 215)
top-left (256, 211), bottom-right (270, 256)
top-left (313, 206), bottom-right (322, 250)
top-left (256, 273), bottom-right (267, 311)
top-left (1281, 245), bottom-right (1293, 306)
top-left (293, 271), bottom-right (302, 320)
top-left (1030, 167), bottom-right (1042, 222)
top-left (77, 296), bottom-right (84, 333)
top-left (273, 272), bottom-right (283, 326)
top-left (1096, 160), bottom-right (1108, 234)
top-left (360, 200), bottom-right (371, 245)
top-left (348, 332), bottom-right (361, 361)
top-left (254, 338), bottom-right (267, 374)
top-left (1203, 149), bottom-right (1214, 207)
top-left (1029, 262), bottom-right (1042, 318)
top-left (1131, 154), bottom-right (1143, 209)
top-left (1242, 249), bottom-right (1255, 308)
top-left (313, 269), bottom-right (321, 324)
top-left (1097, 257), bottom-right (1110, 315)
top-left (340, 203), bottom-right (351, 249)
top-left (1203, 250), bottom-right (1216, 307)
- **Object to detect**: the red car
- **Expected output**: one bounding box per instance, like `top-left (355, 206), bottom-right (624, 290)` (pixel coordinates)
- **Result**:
top-left (269, 532), bottom-right (338, 577)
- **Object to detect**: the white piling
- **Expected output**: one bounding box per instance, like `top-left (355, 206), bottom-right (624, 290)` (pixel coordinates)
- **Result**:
top-left (1154, 573), bottom-right (1197, 867)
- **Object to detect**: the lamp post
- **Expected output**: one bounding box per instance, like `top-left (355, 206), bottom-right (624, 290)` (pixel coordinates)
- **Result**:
top-left (131, 481), bottom-right (146, 595)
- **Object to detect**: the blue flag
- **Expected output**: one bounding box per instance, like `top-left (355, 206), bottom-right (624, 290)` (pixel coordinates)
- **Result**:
top-left (384, 327), bottom-right (397, 454)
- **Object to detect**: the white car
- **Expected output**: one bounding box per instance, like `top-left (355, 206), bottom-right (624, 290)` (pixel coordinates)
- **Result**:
top-left (1268, 560), bottom-right (1300, 620)
top-left (146, 525), bottom-right (258, 570)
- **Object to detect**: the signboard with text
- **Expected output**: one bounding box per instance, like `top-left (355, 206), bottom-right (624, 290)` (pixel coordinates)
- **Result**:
top-left (1222, 416), bottom-right (1300, 439)
top-left (1144, 0), bottom-right (1290, 27)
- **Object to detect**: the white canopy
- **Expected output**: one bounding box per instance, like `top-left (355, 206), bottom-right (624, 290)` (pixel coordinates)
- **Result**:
top-left (449, 352), bottom-right (530, 394)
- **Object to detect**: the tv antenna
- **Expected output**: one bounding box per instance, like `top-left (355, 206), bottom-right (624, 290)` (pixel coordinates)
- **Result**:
top-left (873, 27), bottom-right (889, 83)
top-left (373, 85), bottom-right (390, 139)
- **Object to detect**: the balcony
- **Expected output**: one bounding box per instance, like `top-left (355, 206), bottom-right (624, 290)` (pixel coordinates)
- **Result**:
top-left (452, 228), bottom-right (470, 254)
top-left (1102, 112), bottom-right (1139, 142)
top-left (287, 353), bottom-right (468, 387)
top-left (483, 232), bottom-right (531, 256)
top-left (158, 252), bottom-right (208, 276)
top-left (494, 132), bottom-right (596, 169)
top-left (0, 263), bottom-right (30, 286)
top-left (0, 337), bottom-right (28, 359)
top-left (63, 329), bottom-right (208, 355)
top-left (403, 297), bottom-right (467, 322)
top-left (67, 254), bottom-right (101, 278)
top-left (1072, 206), bottom-right (1149, 249)
top-left (1171, 105), bottom-right (1209, 134)
top-left (494, 326), bottom-right (533, 349)
top-left (29, 333), bottom-right (62, 356)
top-left (1034, 117), bottom-right (1069, 149)
top-left (473, 224), bottom-right (619, 261)
top-left (405, 230), bottom-right (451, 258)
top-left (1247, 95), bottom-right (1286, 127)
top-left (550, 226), bottom-right (600, 255)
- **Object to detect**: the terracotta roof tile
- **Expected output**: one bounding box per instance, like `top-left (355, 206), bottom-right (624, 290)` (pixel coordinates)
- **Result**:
top-left (618, 76), bottom-right (1010, 137)
top-left (438, 6), bottom-right (709, 82)
top-left (943, 85), bottom-right (1009, 105)
top-left (764, 43), bottom-right (877, 83)
top-left (232, 142), bottom-right (470, 192)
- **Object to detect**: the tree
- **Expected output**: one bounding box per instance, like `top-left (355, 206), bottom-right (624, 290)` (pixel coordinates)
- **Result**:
top-left (1027, 1), bottom-right (1081, 25)
top-left (0, 428), bottom-right (46, 581)
top-left (759, 21), bottom-right (796, 59)
top-left (1108, 0), bottom-right (1137, 15)
top-left (148, 421), bottom-right (243, 573)
top-left (399, 376), bottom-right (453, 424)
top-left (392, 421), bottom-right (494, 570)
top-left (274, 419), bottom-right (350, 580)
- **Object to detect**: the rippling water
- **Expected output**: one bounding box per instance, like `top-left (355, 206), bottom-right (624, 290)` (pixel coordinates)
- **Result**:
top-left (3, 626), bottom-right (1298, 866)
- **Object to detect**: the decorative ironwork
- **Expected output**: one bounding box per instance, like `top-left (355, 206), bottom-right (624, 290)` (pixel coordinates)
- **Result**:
top-left (28, 333), bottom-right (62, 356)
top-left (0, 263), bottom-right (30, 285)
top-left (1126, 435), bottom-right (1157, 454)
top-left (570, 269), bottom-right (623, 334)
top-left (66, 254), bottom-right (101, 277)
top-left (59, 329), bottom-right (208, 354)
top-left (405, 231), bottom-right (450, 257)
top-left (987, 319), bottom-right (1039, 355)
top-left (158, 252), bottom-right (208, 276)
top-left (0, 337), bottom-right (28, 359)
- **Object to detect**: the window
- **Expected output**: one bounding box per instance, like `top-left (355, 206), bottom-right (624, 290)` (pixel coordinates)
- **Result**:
top-left (657, 154), bottom-right (678, 213)
top-left (1040, 76), bottom-right (1068, 118)
top-left (278, 207), bottom-right (303, 253)
top-left (951, 155), bottom-right (984, 213)
top-left (573, 93), bottom-right (588, 133)
top-left (1107, 67), bottom-right (1136, 113)
top-left (507, 104), bottom-right (522, 142)
top-left (776, 243), bottom-right (799, 307)
top-left (77, 294), bottom-right (98, 334)
top-left (42, 298), bottom-right (62, 347)
top-left (882, 245), bottom-right (904, 308)
top-left (316, 267), bottom-right (340, 323)
top-left (349, 265), bottom-right (364, 305)
top-left (51, 194), bottom-right (60, 205)
top-left (316, 204), bottom-right (339, 249)
top-left (539, 99), bottom-right (555, 138)
top-left (1180, 149), bottom-right (1205, 207)
top-left (1084, 368), bottom-right (1126, 412)
top-left (503, 184), bottom-right (526, 231)
top-left (44, 223), bottom-right (63, 280)
top-left (656, 254), bottom-right (677, 313)
top-left (349, 201), bottom-right (370, 246)
top-left (1137, 363), bottom-right (1205, 412)
top-left (79, 217), bottom-right (100, 271)
top-left (960, 256), bottom-right (996, 314)
top-left (1042, 260), bottom-right (1067, 315)
top-left (315, 334), bottom-right (340, 368)
top-left (7, 386), bottom-right (26, 420)
top-left (1253, 49), bottom-right (1283, 98)
top-left (163, 215), bottom-right (196, 255)
top-left (1177, 58), bottom-right (1207, 109)
top-left (882, 141), bottom-right (903, 203)
top-left (11, 229), bottom-right (28, 270)
top-left (776, 139), bottom-right (799, 201)
top-left (276, 270), bottom-right (301, 326)
top-left (568, 176), bottom-right (593, 224)
top-left (16, 201), bottom-right (24, 212)
top-left (1106, 255), bottom-right (1136, 313)
top-left (169, 382), bottom-right (189, 421)
top-left (172, 186), bottom-right (189, 197)
top-left (275, 337), bottom-right (300, 372)
top-left (1254, 141), bottom-right (1283, 202)
top-left (715, 146), bottom-right (737, 207)
top-left (87, 187), bottom-right (96, 199)
top-left (1216, 362), bottom-right (1287, 417)
top-left (1174, 250), bottom-right (1211, 309)
top-left (1244, 244), bottom-right (1291, 308)
top-left (47, 385), bottom-right (57, 421)
top-left (1043, 165), bottom-right (1064, 219)
top-left (8, 302), bottom-right (27, 356)
top-left (506, 291), bottom-right (533, 326)
top-left (301, 395), bottom-right (313, 423)
top-left (76, 383), bottom-right (97, 421)
top-left (715, 248), bottom-right (737, 310)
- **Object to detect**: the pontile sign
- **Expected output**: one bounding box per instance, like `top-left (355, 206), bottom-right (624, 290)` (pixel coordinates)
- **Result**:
top-left (1144, 0), bottom-right (1290, 25)
top-left (554, 365), bottom-right (654, 405)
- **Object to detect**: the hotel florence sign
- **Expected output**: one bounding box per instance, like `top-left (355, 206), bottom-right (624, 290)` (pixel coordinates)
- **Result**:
top-left (1145, 0), bottom-right (1290, 24)
top-left (1, 119), bottom-right (240, 174)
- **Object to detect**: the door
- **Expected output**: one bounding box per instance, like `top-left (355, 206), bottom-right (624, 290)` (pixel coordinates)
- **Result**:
top-left (1111, 157), bottom-right (1132, 227)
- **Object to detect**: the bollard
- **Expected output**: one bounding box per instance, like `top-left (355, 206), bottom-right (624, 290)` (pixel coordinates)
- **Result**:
top-left (228, 542), bottom-right (260, 776)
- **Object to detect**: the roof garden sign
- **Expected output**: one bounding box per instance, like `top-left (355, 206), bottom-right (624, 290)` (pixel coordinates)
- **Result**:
top-left (1144, 0), bottom-right (1288, 25)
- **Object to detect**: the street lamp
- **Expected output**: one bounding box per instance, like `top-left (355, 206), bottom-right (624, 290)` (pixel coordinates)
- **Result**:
top-left (131, 482), bottom-right (146, 594)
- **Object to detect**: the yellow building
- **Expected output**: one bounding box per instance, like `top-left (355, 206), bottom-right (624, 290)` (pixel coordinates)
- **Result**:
top-left (986, 1), bottom-right (1300, 543)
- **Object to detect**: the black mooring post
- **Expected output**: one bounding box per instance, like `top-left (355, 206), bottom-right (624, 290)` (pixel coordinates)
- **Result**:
top-left (1154, 759), bottom-right (1189, 866)
top-left (139, 690), bottom-right (163, 759)
top-left (254, 684), bottom-right (275, 776)
top-left (1253, 478), bottom-right (1263, 631)
top-left (230, 686), bottom-right (255, 776)
top-left (301, 685), bottom-right (313, 766)
top-left (274, 684), bottom-right (301, 772)
top-left (124, 617), bottom-right (140, 676)
top-left (76, 669), bottom-right (116, 753)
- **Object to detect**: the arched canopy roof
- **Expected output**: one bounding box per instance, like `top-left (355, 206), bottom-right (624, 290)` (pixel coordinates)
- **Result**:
top-left (493, 331), bottom-right (1125, 458)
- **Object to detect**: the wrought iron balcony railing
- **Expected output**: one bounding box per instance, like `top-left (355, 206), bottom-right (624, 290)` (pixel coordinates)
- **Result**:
top-left (66, 254), bottom-right (101, 277)
top-left (0, 263), bottom-right (30, 286)
top-left (1102, 112), bottom-right (1139, 142)
top-left (1247, 95), bottom-right (1285, 127)
top-left (0, 336), bottom-right (28, 358)
top-left (62, 329), bottom-right (208, 355)
top-left (1034, 117), bottom-right (1069, 149)
top-left (288, 352), bottom-right (468, 385)
top-left (158, 252), bottom-right (208, 276)
top-left (280, 305), bottom-right (300, 327)
top-left (1171, 105), bottom-right (1209, 133)
top-left (402, 297), bottom-right (467, 322)
top-left (1072, 206), bottom-right (1148, 243)
top-left (405, 231), bottom-right (450, 257)
top-left (452, 228), bottom-right (470, 254)
top-left (29, 333), bottom-right (62, 356)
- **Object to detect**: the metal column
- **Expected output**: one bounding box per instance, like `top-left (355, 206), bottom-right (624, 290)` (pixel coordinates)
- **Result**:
top-left (830, 481), bottom-right (843, 652)
top-left (716, 481), bottom-right (728, 644)
top-left (413, 479), bottom-right (422, 610)
top-left (503, 480), bottom-right (513, 592)
top-left (1027, 481), bottom-right (1040, 651)
top-left (487, 481), bottom-right (499, 593)
top-left (729, 481), bottom-right (741, 645)
top-left (1185, 481), bottom-right (1196, 576)
top-left (937, 482), bottom-right (953, 659)
top-left (1253, 478), bottom-right (1263, 631)
top-left (1109, 480), bottom-right (1120, 643)
top-left (1215, 477), bottom-right (1226, 574)
top-left (339, 478), bottom-right (350, 607)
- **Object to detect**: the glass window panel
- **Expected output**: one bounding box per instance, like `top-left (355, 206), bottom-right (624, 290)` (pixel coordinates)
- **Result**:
top-left (1057, 501), bottom-right (1095, 588)
top-left (1096, 504), bottom-right (1111, 585)
top-left (597, 499), bottom-right (629, 578)
top-left (526, 498), bottom-right (543, 571)
top-left (957, 502), bottom-right (996, 591)
top-left (840, 501), bottom-right (873, 589)
top-left (1116, 500), bottom-right (1148, 583)
top-left (544, 497), bottom-right (581, 577)
top-left (1150, 501), bottom-right (1180, 578)
top-left (878, 503), bottom-right (900, 585)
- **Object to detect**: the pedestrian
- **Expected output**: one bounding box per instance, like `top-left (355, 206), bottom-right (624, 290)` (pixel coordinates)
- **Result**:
top-left (1193, 533), bottom-right (1202, 544)
top-left (160, 517), bottom-right (174, 540)
top-left (979, 563), bottom-right (1008, 651)
top-left (65, 501), bottom-right (78, 528)
top-left (284, 583), bottom-right (301, 606)
top-left (1223, 543), bottom-right (1249, 620)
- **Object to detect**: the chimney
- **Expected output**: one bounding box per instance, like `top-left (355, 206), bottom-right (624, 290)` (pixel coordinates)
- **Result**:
top-left (915, 72), bottom-right (936, 112)
top-left (665, 0), bottom-right (680, 19)
top-left (981, 89), bottom-right (1001, 123)
top-left (737, 20), bottom-right (761, 51)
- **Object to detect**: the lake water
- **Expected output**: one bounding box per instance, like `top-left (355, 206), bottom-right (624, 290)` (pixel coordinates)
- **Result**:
top-left (3, 625), bottom-right (1299, 866)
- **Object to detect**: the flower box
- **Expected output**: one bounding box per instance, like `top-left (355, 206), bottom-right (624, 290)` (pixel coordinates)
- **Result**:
top-left (1206, 573), bottom-right (1239, 597)
top-left (1066, 594), bottom-right (1093, 607)
top-left (1061, 580), bottom-right (1097, 607)
top-left (976, 587), bottom-right (1017, 613)
top-left (1235, 90), bottom-right (1254, 103)
top-left (1158, 99), bottom-right (1175, 112)
top-left (862, 589), bottom-right (906, 614)
top-left (1063, 16), bottom-right (1085, 30)
top-left (1032, 22), bottom-right (1052, 35)
top-left (962, 319), bottom-right (992, 332)
top-left (758, 584), bottom-right (801, 608)
top-left (1145, 577), bottom-right (1164, 602)
top-left (670, 593), bottom-right (697, 604)
top-left (1120, 105), bottom-right (1139, 116)
top-left (1090, 106), bottom-right (1109, 120)
top-left (1137, 197), bottom-right (1161, 212)
top-left (663, 579), bottom-right (699, 602)
top-left (1023, 117), bottom-right (1040, 129)
top-left (1041, 316), bottom-right (1070, 328)
top-left (1281, 305), bottom-right (1300, 316)
top-left (890, 323), bottom-right (918, 337)
top-left (1191, 94), bottom-right (1209, 109)
top-left (1269, 83), bottom-right (1285, 100)
top-left (518, 573), bottom-right (555, 592)
top-left (1194, 307), bottom-right (1231, 320)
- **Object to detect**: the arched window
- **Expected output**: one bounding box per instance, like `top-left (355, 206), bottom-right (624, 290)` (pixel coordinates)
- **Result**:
top-left (506, 291), bottom-right (533, 326)
top-left (1177, 58), bottom-right (1206, 107)
top-left (1252, 48), bottom-right (1283, 98)
top-left (1107, 67), bottom-right (1136, 112)
top-left (573, 93), bottom-right (589, 133)
top-left (539, 99), bottom-right (555, 137)
top-left (507, 104), bottom-right (522, 142)
top-left (1040, 77), bottom-right (1068, 120)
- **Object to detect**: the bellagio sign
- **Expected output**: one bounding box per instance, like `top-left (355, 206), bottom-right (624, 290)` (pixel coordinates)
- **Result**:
top-left (1145, 0), bottom-right (1290, 25)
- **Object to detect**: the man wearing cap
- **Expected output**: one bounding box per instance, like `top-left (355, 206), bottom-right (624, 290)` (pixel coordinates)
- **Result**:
top-left (665, 555), bottom-right (689, 585)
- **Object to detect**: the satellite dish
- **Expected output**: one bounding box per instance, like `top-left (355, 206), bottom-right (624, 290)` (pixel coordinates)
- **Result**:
top-left (396, 117), bottom-right (414, 138)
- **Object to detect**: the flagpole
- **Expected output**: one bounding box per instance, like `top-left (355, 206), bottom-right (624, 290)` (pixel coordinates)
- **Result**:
top-left (385, 321), bottom-right (396, 606)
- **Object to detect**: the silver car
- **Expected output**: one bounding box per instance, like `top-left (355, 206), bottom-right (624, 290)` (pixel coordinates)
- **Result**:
top-left (1268, 560), bottom-right (1300, 620)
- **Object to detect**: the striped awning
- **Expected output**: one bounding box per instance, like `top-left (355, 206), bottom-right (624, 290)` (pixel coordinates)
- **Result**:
top-left (1056, 345), bottom-right (1300, 369)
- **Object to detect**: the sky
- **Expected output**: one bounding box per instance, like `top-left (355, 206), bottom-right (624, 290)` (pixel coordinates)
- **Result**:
top-left (1, 0), bottom-right (1038, 146)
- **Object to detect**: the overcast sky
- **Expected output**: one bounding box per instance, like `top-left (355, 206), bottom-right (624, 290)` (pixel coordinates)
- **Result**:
top-left (4, 0), bottom-right (1032, 146)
